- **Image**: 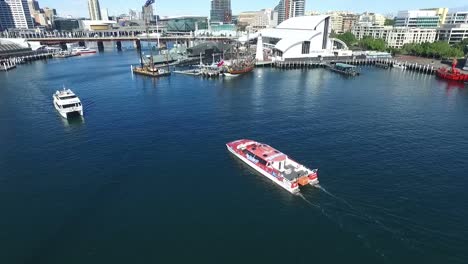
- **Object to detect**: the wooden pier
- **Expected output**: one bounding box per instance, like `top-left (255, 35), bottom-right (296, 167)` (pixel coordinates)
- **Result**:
top-left (1, 60), bottom-right (16, 71)
top-left (270, 57), bottom-right (439, 75)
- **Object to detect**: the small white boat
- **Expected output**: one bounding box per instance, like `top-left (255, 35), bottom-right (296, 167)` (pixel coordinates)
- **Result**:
top-left (53, 88), bottom-right (83, 119)
top-left (393, 63), bottom-right (407, 70)
top-left (72, 47), bottom-right (97, 55)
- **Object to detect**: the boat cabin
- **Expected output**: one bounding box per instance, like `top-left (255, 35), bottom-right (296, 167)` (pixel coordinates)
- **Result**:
top-left (241, 143), bottom-right (310, 181)
top-left (335, 63), bottom-right (358, 73)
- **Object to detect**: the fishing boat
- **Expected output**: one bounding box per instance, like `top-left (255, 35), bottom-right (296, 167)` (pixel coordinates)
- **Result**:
top-left (227, 139), bottom-right (318, 194)
top-left (436, 59), bottom-right (468, 82)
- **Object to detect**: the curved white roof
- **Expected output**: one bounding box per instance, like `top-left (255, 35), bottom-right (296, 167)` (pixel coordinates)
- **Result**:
top-left (276, 15), bottom-right (330, 30)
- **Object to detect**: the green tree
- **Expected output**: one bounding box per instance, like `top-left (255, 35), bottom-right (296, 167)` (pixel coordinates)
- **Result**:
top-left (454, 38), bottom-right (468, 55)
top-left (384, 19), bottom-right (395, 26)
top-left (335, 32), bottom-right (357, 47)
top-left (400, 41), bottom-right (463, 58)
top-left (359, 36), bottom-right (387, 51)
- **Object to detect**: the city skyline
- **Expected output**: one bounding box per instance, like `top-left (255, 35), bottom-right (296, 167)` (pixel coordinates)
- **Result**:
top-left (28, 0), bottom-right (468, 18)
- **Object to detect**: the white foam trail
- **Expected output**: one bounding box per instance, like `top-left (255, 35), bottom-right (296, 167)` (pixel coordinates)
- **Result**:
top-left (315, 184), bottom-right (356, 210)
top-left (296, 193), bottom-right (320, 209)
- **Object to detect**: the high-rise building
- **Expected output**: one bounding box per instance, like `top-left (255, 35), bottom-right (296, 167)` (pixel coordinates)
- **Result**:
top-left (101, 8), bottom-right (109, 20)
top-left (277, 0), bottom-right (305, 25)
top-left (27, 0), bottom-right (39, 14)
top-left (330, 13), bottom-right (343, 33)
top-left (88, 0), bottom-right (102, 20)
top-left (141, 5), bottom-right (153, 24)
top-left (289, 0), bottom-right (305, 18)
top-left (352, 25), bottom-right (437, 48)
top-left (210, 0), bottom-right (231, 23)
top-left (0, 0), bottom-right (34, 29)
top-left (342, 14), bottom-right (358, 32)
top-left (445, 11), bottom-right (468, 24)
top-left (421, 8), bottom-right (448, 24)
top-left (437, 23), bottom-right (468, 44)
top-left (358, 12), bottom-right (386, 26)
top-left (395, 10), bottom-right (440, 28)
top-left (42, 7), bottom-right (55, 26)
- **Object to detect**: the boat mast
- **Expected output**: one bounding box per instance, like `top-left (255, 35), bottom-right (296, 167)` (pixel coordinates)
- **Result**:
top-left (143, 0), bottom-right (155, 69)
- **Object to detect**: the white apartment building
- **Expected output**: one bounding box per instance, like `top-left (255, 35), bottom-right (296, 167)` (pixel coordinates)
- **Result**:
top-left (395, 10), bottom-right (440, 28)
top-left (352, 25), bottom-right (437, 48)
top-left (0, 0), bottom-right (34, 29)
top-left (251, 9), bottom-right (276, 29)
top-left (330, 13), bottom-right (343, 33)
top-left (445, 12), bottom-right (468, 24)
top-left (358, 12), bottom-right (386, 26)
top-left (437, 23), bottom-right (468, 44)
top-left (87, 0), bottom-right (102, 21)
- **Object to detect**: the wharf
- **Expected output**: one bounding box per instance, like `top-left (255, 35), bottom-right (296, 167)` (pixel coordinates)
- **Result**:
top-left (255, 61), bottom-right (273, 67)
top-left (375, 62), bottom-right (390, 69)
top-left (273, 57), bottom-right (443, 75)
top-left (1, 60), bottom-right (16, 71)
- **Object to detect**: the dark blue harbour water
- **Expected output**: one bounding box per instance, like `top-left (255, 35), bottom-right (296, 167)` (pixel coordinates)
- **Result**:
top-left (1, 51), bottom-right (468, 264)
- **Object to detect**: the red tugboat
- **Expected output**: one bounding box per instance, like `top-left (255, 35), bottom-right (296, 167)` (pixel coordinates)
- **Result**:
top-left (227, 139), bottom-right (318, 194)
top-left (436, 59), bottom-right (468, 82)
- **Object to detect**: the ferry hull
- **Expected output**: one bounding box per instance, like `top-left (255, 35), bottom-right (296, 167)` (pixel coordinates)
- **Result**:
top-left (53, 101), bottom-right (83, 119)
top-left (227, 144), bottom-right (300, 194)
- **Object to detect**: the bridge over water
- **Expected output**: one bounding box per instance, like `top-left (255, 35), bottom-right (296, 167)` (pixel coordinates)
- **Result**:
top-left (0, 30), bottom-right (237, 45)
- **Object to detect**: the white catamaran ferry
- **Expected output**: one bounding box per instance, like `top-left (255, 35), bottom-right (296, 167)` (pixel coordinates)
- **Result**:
top-left (227, 139), bottom-right (318, 194)
top-left (53, 88), bottom-right (83, 118)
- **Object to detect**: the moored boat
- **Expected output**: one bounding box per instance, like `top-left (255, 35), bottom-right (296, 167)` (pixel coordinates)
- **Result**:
top-left (436, 59), bottom-right (468, 82)
top-left (224, 57), bottom-right (255, 77)
top-left (227, 139), bottom-right (318, 194)
top-left (329, 63), bottom-right (360, 76)
top-left (53, 51), bottom-right (80, 58)
top-left (393, 63), bottom-right (407, 70)
top-left (72, 47), bottom-right (97, 55)
top-left (132, 64), bottom-right (171, 77)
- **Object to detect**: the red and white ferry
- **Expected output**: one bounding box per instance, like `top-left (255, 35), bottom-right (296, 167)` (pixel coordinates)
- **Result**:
top-left (227, 139), bottom-right (318, 194)
top-left (72, 47), bottom-right (97, 55)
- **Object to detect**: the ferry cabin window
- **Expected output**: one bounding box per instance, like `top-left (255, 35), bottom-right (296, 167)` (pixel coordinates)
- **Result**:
top-left (62, 103), bottom-right (78, 108)
top-left (245, 150), bottom-right (267, 166)
top-left (60, 96), bottom-right (77, 100)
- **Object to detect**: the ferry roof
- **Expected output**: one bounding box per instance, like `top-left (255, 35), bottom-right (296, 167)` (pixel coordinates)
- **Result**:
top-left (245, 142), bottom-right (287, 162)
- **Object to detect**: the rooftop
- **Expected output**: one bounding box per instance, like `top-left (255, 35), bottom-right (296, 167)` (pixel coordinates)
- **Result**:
top-left (246, 143), bottom-right (287, 162)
